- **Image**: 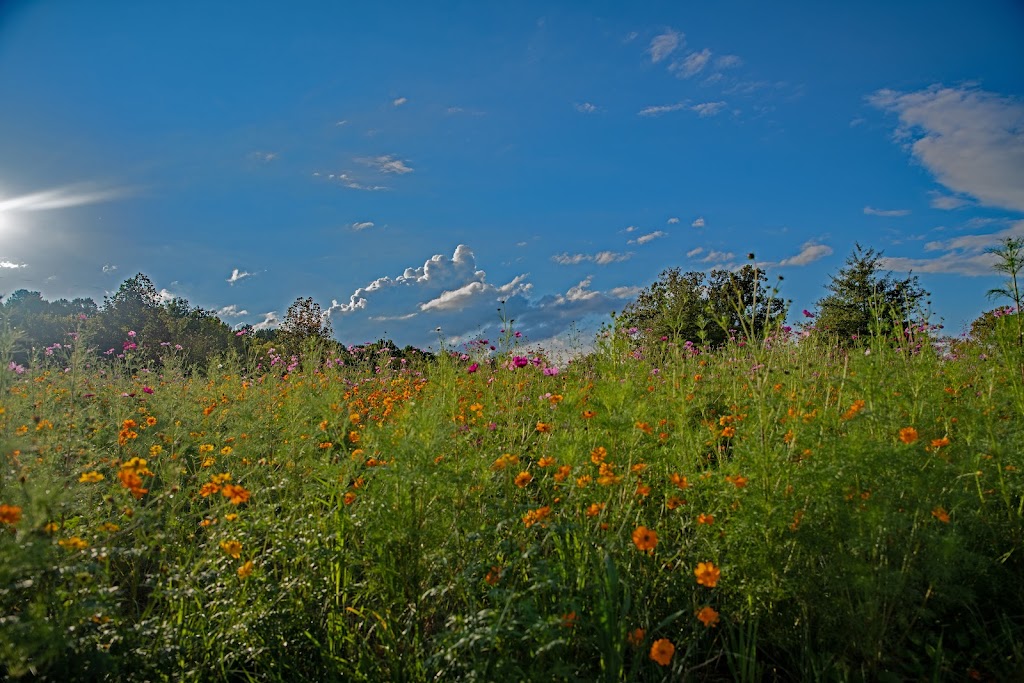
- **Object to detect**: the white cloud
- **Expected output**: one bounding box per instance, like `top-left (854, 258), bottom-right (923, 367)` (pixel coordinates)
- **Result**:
top-left (778, 242), bottom-right (833, 266)
top-left (673, 49), bottom-right (712, 79)
top-left (552, 251), bottom-right (632, 265)
top-left (638, 102), bottom-right (687, 117)
top-left (863, 206), bottom-right (911, 217)
top-left (357, 155), bottom-right (414, 175)
top-left (686, 247), bottom-right (704, 258)
top-left (337, 173), bottom-right (389, 191)
top-left (575, 102), bottom-right (599, 113)
top-left (217, 304), bottom-right (249, 318)
top-left (157, 289), bottom-right (175, 304)
top-left (701, 250), bottom-right (735, 263)
top-left (0, 260), bottom-right (26, 269)
top-left (667, 217), bottom-right (680, 224)
top-left (608, 285), bottom-right (643, 299)
top-left (335, 120), bottom-right (349, 126)
top-left (252, 312), bottom-right (280, 331)
top-left (624, 225), bottom-right (639, 232)
top-left (624, 31), bottom-right (639, 43)
top-left (868, 85), bottom-right (1024, 212)
top-left (691, 217), bottom-right (705, 228)
top-left (248, 151), bottom-right (277, 163)
top-left (715, 54), bottom-right (742, 69)
top-left (628, 230), bottom-right (667, 246)
top-left (691, 101), bottom-right (727, 117)
top-left (227, 268), bottom-right (252, 285)
top-left (929, 191), bottom-right (972, 210)
top-left (880, 221), bottom-right (1024, 275)
top-left (102, 264), bottom-right (118, 273)
top-left (351, 221), bottom-right (375, 231)
top-left (0, 182), bottom-right (130, 213)
top-left (393, 97), bottom-right (407, 107)
top-left (649, 30), bottom-right (682, 63)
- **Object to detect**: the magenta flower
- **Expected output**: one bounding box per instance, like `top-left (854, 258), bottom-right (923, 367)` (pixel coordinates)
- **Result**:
top-left (142, 386), bottom-right (154, 394)
top-left (467, 363), bottom-right (479, 373)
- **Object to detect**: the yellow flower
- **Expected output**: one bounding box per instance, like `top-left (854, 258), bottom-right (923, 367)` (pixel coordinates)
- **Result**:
top-left (58, 536), bottom-right (88, 550)
top-left (649, 638), bottom-right (675, 666)
top-left (79, 471), bottom-right (105, 483)
top-left (632, 525), bottom-right (658, 552)
top-left (694, 562), bottom-right (721, 588)
top-left (237, 560), bottom-right (254, 579)
top-left (696, 606), bottom-right (720, 628)
top-left (220, 446), bottom-right (233, 456)
top-left (899, 427), bottom-right (918, 444)
top-left (220, 540), bottom-right (242, 558)
top-left (199, 444), bottom-right (215, 453)
top-left (149, 445), bottom-right (163, 456)
top-left (224, 513), bottom-right (238, 522)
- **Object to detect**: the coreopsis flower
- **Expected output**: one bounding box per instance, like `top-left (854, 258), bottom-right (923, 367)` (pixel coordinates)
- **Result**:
top-left (899, 427), bottom-right (918, 444)
top-left (649, 638), bottom-right (675, 666)
top-left (237, 561), bottom-right (254, 579)
top-left (220, 540), bottom-right (242, 559)
top-left (79, 471), bottom-right (105, 483)
top-left (632, 525), bottom-right (658, 552)
top-left (696, 606), bottom-right (720, 628)
top-left (221, 484), bottom-right (251, 505)
top-left (514, 471), bottom-right (534, 488)
top-left (0, 504), bottom-right (22, 525)
top-left (694, 562), bottom-right (721, 588)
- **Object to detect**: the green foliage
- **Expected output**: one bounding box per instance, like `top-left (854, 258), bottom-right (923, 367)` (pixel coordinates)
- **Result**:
top-left (815, 243), bottom-right (928, 342)
top-left (985, 236), bottom-right (1023, 344)
top-left (617, 263), bottom-right (786, 347)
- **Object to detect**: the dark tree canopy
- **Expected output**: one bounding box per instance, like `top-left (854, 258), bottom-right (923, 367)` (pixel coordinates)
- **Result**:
top-left (618, 264), bottom-right (786, 347)
top-left (281, 296), bottom-right (334, 348)
top-left (814, 244), bottom-right (928, 342)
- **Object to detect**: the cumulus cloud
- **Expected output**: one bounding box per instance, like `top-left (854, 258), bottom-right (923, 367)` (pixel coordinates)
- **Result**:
top-left (777, 242), bottom-right (834, 266)
top-left (357, 155), bottom-right (414, 175)
top-left (227, 268), bottom-right (252, 285)
top-left (552, 251), bottom-right (633, 265)
top-left (351, 221), bottom-right (375, 231)
top-left (672, 49), bottom-right (712, 79)
top-left (252, 312), bottom-right (280, 331)
top-left (628, 231), bottom-right (666, 245)
top-left (691, 217), bottom-right (705, 228)
top-left (638, 102), bottom-right (687, 117)
top-left (393, 97), bottom-right (407, 107)
top-left (691, 101), bottom-right (727, 117)
top-left (324, 244), bottom-right (633, 349)
top-left (701, 250), bottom-right (735, 263)
top-left (608, 285), bottom-right (643, 299)
top-left (864, 206), bottom-right (911, 217)
top-left (868, 85), bottom-right (1024, 212)
top-left (649, 30), bottom-right (682, 63)
top-left (575, 102), bottom-right (599, 113)
top-left (336, 173), bottom-right (389, 191)
top-left (667, 217), bottom-right (680, 224)
top-left (0, 260), bottom-right (27, 269)
top-left (217, 304), bottom-right (249, 318)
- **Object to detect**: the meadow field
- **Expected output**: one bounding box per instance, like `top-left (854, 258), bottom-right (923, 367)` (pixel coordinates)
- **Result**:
top-left (1, 320), bottom-right (1022, 682)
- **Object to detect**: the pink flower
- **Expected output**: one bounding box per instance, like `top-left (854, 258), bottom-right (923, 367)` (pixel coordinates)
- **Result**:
top-left (467, 363), bottom-right (479, 373)
top-left (142, 386), bottom-right (154, 394)
top-left (127, 330), bottom-right (136, 337)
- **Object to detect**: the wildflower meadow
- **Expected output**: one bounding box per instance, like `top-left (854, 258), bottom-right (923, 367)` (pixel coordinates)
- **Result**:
top-left (1, 307), bottom-right (1022, 681)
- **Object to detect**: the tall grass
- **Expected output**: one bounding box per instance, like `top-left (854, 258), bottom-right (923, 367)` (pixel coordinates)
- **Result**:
top-left (0, 316), bottom-right (1022, 681)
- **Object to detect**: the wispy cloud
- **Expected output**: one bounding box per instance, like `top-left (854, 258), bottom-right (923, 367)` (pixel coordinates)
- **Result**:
top-left (102, 264), bottom-right (118, 274)
top-left (358, 155), bottom-right (414, 175)
top-left (648, 29), bottom-right (682, 63)
top-left (0, 182), bottom-right (130, 213)
top-left (701, 250), bottom-right (735, 263)
top-left (575, 102), bottom-right (599, 113)
top-left (227, 268), bottom-right (252, 286)
top-left (691, 101), bottom-right (727, 117)
top-left (552, 251), bottom-right (633, 265)
top-left (691, 217), bottom-right (705, 228)
top-left (667, 217), bottom-right (680, 225)
top-left (248, 151), bottom-right (277, 163)
top-left (868, 84), bottom-right (1024, 212)
top-left (880, 220), bottom-right (1024, 275)
top-left (686, 247), bottom-right (704, 258)
top-left (715, 54), bottom-right (742, 69)
top-left (627, 231), bottom-right (667, 246)
top-left (672, 48), bottom-right (712, 79)
top-left (864, 206), bottom-right (911, 217)
top-left (335, 173), bottom-right (389, 191)
top-left (351, 221), bottom-right (375, 231)
top-left (777, 242), bottom-right (833, 266)
top-left (638, 102), bottom-right (688, 117)
top-left (929, 191), bottom-right (972, 210)
top-left (393, 97), bottom-right (407, 107)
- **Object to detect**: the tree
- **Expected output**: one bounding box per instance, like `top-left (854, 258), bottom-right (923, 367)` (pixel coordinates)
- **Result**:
top-left (618, 264), bottom-right (786, 347)
top-left (814, 244), bottom-right (928, 342)
top-left (281, 296), bottom-right (334, 349)
top-left (985, 237), bottom-right (1023, 345)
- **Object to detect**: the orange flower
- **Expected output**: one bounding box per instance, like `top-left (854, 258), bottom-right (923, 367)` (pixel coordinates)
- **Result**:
top-left (666, 496), bottom-right (685, 510)
top-left (586, 502), bottom-right (605, 518)
top-left (553, 465), bottom-right (572, 482)
top-left (199, 483), bottom-right (221, 497)
top-left (725, 475), bottom-right (748, 488)
top-left (581, 410), bottom-right (596, 419)
top-left (514, 471), bottom-right (534, 488)
top-left (931, 506), bottom-right (950, 523)
top-left (484, 565), bottom-right (502, 586)
top-left (899, 427), bottom-right (918, 444)
top-left (560, 612), bottom-right (578, 628)
top-left (694, 562), bottom-right (720, 588)
top-left (590, 446), bottom-right (607, 464)
top-left (522, 505), bottom-right (552, 528)
top-left (697, 513), bottom-right (714, 525)
top-left (635, 483), bottom-right (651, 497)
top-left (841, 399), bottom-right (866, 420)
top-left (930, 436), bottom-right (951, 449)
top-left (0, 504), bottom-right (22, 525)
top-left (720, 426), bottom-right (736, 438)
top-left (343, 492), bottom-right (357, 505)
top-left (58, 536), bottom-right (88, 550)
top-left (635, 421), bottom-right (653, 435)
top-left (696, 606), bottom-right (720, 628)
top-left (627, 628), bottom-right (645, 646)
top-left (537, 457), bottom-right (556, 468)
top-left (535, 421), bottom-right (553, 433)
top-left (670, 472), bottom-right (690, 490)
top-left (632, 525), bottom-right (658, 552)
top-left (221, 484), bottom-right (251, 505)
top-left (649, 638), bottom-right (675, 666)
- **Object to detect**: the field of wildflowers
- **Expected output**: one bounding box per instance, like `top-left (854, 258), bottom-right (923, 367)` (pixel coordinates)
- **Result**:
top-left (1, 316), bottom-right (1022, 681)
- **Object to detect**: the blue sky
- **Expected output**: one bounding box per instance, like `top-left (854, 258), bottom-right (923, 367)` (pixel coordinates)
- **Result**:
top-left (1, 1), bottom-right (1022, 351)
